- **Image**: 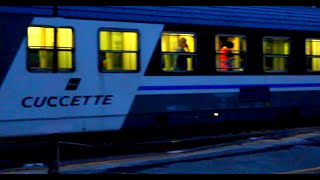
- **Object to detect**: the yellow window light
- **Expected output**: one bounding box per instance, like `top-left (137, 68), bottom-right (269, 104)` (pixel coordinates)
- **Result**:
top-left (99, 30), bottom-right (138, 71)
top-left (111, 32), bottom-right (123, 51)
top-left (306, 39), bottom-right (320, 71)
top-left (123, 32), bottom-right (138, 51)
top-left (161, 33), bottom-right (195, 53)
top-left (28, 27), bottom-right (54, 48)
top-left (57, 28), bottom-right (73, 49)
top-left (99, 31), bottom-right (111, 51)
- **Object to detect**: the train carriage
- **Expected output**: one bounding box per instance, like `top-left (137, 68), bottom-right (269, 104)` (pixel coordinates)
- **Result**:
top-left (1, 6), bottom-right (320, 138)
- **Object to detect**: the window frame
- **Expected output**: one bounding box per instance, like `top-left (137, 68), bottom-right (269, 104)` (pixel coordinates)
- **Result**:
top-left (98, 28), bottom-right (140, 73)
top-left (215, 34), bottom-right (248, 73)
top-left (160, 31), bottom-right (197, 73)
top-left (262, 36), bottom-right (291, 73)
top-left (26, 25), bottom-right (75, 73)
top-left (305, 38), bottom-right (320, 72)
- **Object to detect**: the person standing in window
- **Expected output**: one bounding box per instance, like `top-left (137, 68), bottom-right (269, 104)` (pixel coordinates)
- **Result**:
top-left (219, 41), bottom-right (234, 71)
top-left (174, 37), bottom-right (190, 71)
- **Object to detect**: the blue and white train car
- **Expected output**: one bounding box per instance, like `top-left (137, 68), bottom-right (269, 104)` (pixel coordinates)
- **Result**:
top-left (1, 6), bottom-right (320, 138)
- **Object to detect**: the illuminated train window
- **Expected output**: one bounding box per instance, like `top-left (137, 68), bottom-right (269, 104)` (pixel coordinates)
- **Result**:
top-left (215, 34), bottom-right (247, 72)
top-left (99, 29), bottom-right (139, 72)
top-left (306, 38), bottom-right (320, 72)
top-left (263, 37), bottom-right (290, 72)
top-left (161, 32), bottom-right (197, 72)
top-left (27, 26), bottom-right (74, 72)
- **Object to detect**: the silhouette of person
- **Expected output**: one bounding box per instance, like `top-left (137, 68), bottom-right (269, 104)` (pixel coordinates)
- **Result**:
top-left (174, 37), bottom-right (190, 71)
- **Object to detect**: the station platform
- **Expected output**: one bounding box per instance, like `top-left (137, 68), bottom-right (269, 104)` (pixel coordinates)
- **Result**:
top-left (1, 126), bottom-right (320, 174)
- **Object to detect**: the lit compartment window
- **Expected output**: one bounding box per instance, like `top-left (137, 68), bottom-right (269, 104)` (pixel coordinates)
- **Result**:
top-left (215, 34), bottom-right (247, 72)
top-left (263, 37), bottom-right (290, 72)
top-left (161, 32), bottom-right (196, 72)
top-left (99, 30), bottom-right (139, 72)
top-left (306, 38), bottom-right (320, 72)
top-left (27, 26), bottom-right (74, 72)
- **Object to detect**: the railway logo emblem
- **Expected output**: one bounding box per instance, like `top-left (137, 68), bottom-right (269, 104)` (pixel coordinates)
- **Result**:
top-left (65, 78), bottom-right (81, 91)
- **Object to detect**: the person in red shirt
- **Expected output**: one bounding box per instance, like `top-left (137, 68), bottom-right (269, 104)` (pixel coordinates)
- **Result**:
top-left (219, 41), bottom-right (234, 71)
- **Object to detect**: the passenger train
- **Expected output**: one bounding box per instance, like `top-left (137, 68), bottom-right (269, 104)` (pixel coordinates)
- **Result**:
top-left (1, 6), bottom-right (320, 138)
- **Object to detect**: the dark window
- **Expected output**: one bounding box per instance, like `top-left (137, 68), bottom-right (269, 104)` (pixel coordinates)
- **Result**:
top-left (263, 37), bottom-right (290, 72)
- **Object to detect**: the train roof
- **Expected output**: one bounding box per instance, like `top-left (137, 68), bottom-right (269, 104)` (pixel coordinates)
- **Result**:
top-left (1, 6), bottom-right (320, 31)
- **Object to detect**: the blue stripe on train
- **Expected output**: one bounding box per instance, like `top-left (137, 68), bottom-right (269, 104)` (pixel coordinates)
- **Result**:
top-left (138, 83), bottom-right (320, 90)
